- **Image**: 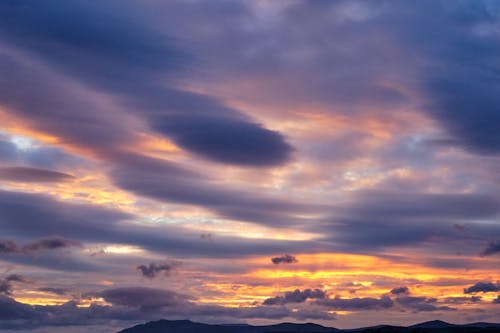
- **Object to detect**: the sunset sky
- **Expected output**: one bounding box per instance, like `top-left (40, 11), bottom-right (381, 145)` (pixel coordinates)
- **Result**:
top-left (1, 1), bottom-right (500, 332)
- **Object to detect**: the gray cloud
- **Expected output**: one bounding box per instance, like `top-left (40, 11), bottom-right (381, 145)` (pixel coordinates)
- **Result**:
top-left (443, 296), bottom-right (482, 304)
top-left (0, 237), bottom-right (81, 255)
top-left (316, 295), bottom-right (393, 310)
top-left (96, 287), bottom-right (193, 310)
top-left (137, 261), bottom-right (180, 279)
top-left (0, 166), bottom-right (74, 183)
top-left (480, 240), bottom-right (500, 256)
top-left (38, 287), bottom-right (69, 296)
top-left (390, 287), bottom-right (409, 295)
top-left (464, 282), bottom-right (500, 294)
top-left (0, 274), bottom-right (29, 296)
top-left (395, 296), bottom-right (455, 312)
top-left (263, 289), bottom-right (325, 305)
top-left (271, 254), bottom-right (298, 265)
top-left (0, 295), bottom-right (39, 321)
top-left (320, 190), bottom-right (500, 254)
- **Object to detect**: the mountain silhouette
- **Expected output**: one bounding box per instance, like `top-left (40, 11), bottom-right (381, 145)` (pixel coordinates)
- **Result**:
top-left (118, 319), bottom-right (500, 333)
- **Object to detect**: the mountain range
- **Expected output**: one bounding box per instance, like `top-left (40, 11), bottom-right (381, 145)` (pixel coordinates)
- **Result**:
top-left (117, 319), bottom-right (500, 333)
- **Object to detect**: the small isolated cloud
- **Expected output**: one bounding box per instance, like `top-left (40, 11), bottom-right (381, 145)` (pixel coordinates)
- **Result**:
top-left (263, 288), bottom-right (326, 305)
top-left (137, 261), bottom-right (180, 279)
top-left (0, 274), bottom-right (29, 295)
top-left (464, 282), bottom-right (500, 294)
top-left (271, 254), bottom-right (298, 264)
top-left (0, 237), bottom-right (81, 255)
top-left (200, 233), bottom-right (213, 241)
top-left (390, 286), bottom-right (409, 295)
top-left (480, 240), bottom-right (500, 256)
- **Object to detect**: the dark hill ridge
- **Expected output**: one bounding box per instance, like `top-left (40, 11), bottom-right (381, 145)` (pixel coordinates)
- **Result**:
top-left (409, 320), bottom-right (454, 329)
top-left (118, 319), bottom-right (500, 333)
top-left (118, 320), bottom-right (338, 333)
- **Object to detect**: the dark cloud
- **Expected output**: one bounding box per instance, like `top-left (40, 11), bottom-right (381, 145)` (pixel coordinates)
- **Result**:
top-left (153, 114), bottom-right (292, 167)
top-left (464, 282), bottom-right (500, 294)
top-left (390, 287), bottom-right (409, 295)
top-left (0, 274), bottom-right (28, 296)
top-left (263, 289), bottom-right (325, 305)
top-left (137, 261), bottom-right (180, 279)
top-left (0, 295), bottom-right (39, 321)
top-left (0, 240), bottom-right (17, 254)
top-left (97, 287), bottom-right (193, 310)
top-left (493, 296), bottom-right (500, 304)
top-left (0, 237), bottom-right (81, 255)
top-left (38, 287), bottom-right (69, 296)
top-left (271, 254), bottom-right (298, 265)
top-left (0, 166), bottom-right (74, 183)
top-left (316, 295), bottom-right (393, 310)
top-left (0, 1), bottom-right (293, 167)
top-left (340, 191), bottom-right (500, 221)
top-left (23, 237), bottom-right (81, 253)
top-left (480, 240), bottom-right (500, 256)
top-left (443, 296), bottom-right (482, 304)
top-left (395, 296), bottom-right (455, 312)
top-left (375, 1), bottom-right (500, 155)
top-left (0, 1), bottom-right (185, 90)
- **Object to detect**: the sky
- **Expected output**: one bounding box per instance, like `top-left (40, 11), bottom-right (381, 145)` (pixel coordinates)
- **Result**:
top-left (0, 0), bottom-right (500, 332)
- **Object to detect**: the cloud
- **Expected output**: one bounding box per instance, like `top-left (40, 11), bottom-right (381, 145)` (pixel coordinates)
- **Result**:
top-left (110, 153), bottom-right (322, 228)
top-left (263, 289), bottom-right (326, 305)
top-left (23, 237), bottom-right (81, 252)
top-left (320, 190), bottom-right (500, 253)
top-left (480, 240), bottom-right (500, 256)
top-left (0, 1), bottom-right (293, 167)
top-left (493, 296), bottom-right (500, 304)
top-left (0, 240), bottom-right (17, 254)
top-left (390, 286), bottom-right (409, 295)
top-left (0, 274), bottom-right (29, 296)
top-left (0, 1), bottom-right (184, 90)
top-left (316, 295), bottom-right (393, 310)
top-left (0, 237), bottom-right (81, 255)
top-left (0, 295), bottom-right (39, 321)
top-left (0, 189), bottom-right (319, 261)
top-left (443, 296), bottom-right (482, 304)
top-left (271, 254), bottom-right (298, 265)
top-left (137, 261), bottom-right (180, 279)
top-left (153, 114), bottom-right (292, 166)
top-left (464, 282), bottom-right (500, 294)
top-left (96, 287), bottom-right (193, 310)
top-left (0, 166), bottom-right (74, 183)
top-left (0, 283), bottom-right (337, 329)
top-left (395, 296), bottom-right (455, 312)
top-left (38, 287), bottom-right (69, 296)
